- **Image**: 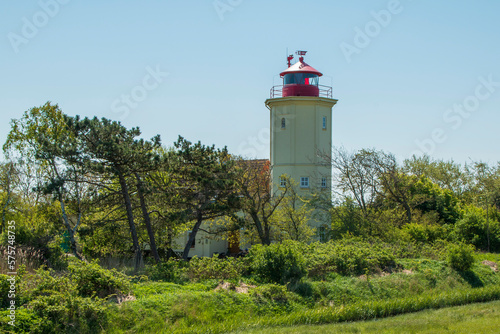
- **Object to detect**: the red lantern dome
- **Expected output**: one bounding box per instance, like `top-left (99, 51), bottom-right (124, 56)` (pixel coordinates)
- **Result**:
top-left (270, 51), bottom-right (331, 98)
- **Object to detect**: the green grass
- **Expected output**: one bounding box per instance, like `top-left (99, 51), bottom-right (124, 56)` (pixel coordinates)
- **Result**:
top-left (239, 300), bottom-right (500, 334)
top-left (4, 250), bottom-right (497, 333)
top-left (102, 258), bottom-right (500, 333)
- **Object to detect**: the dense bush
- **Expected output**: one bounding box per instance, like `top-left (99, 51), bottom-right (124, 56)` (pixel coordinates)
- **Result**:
top-left (27, 293), bottom-right (107, 334)
top-left (187, 256), bottom-right (246, 281)
top-left (0, 274), bottom-right (14, 308)
top-left (250, 284), bottom-right (290, 303)
top-left (68, 259), bottom-right (132, 298)
top-left (306, 238), bottom-right (396, 278)
top-left (403, 222), bottom-right (449, 244)
top-left (147, 257), bottom-right (247, 282)
top-left (148, 259), bottom-right (188, 282)
top-left (447, 243), bottom-right (475, 272)
top-left (248, 241), bottom-right (306, 284)
top-left (453, 205), bottom-right (500, 252)
top-left (0, 266), bottom-right (109, 334)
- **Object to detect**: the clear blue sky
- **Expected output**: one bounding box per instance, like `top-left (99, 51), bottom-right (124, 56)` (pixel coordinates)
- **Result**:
top-left (1, 0), bottom-right (499, 164)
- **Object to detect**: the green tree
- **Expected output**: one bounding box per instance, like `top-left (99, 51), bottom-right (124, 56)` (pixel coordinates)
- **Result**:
top-left (233, 159), bottom-right (290, 245)
top-left (0, 162), bottom-right (18, 234)
top-left (404, 155), bottom-right (470, 198)
top-left (271, 182), bottom-right (316, 243)
top-left (3, 102), bottom-right (88, 259)
top-left (70, 116), bottom-right (161, 270)
top-left (168, 136), bottom-right (240, 260)
top-left (410, 176), bottom-right (460, 225)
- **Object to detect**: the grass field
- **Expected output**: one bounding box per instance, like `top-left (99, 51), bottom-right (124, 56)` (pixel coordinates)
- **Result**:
top-left (239, 300), bottom-right (500, 334)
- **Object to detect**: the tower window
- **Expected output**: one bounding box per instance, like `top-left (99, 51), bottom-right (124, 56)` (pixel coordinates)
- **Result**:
top-left (321, 177), bottom-right (327, 188)
top-left (279, 176), bottom-right (287, 187)
top-left (281, 117), bottom-right (286, 129)
top-left (322, 116), bottom-right (327, 130)
top-left (300, 177), bottom-right (310, 188)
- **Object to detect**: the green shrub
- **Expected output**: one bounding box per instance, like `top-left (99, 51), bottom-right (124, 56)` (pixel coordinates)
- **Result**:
top-left (0, 308), bottom-right (40, 334)
top-left (251, 284), bottom-right (289, 303)
top-left (306, 239), bottom-right (396, 278)
top-left (3, 266), bottom-right (109, 333)
top-left (403, 223), bottom-right (448, 243)
top-left (248, 241), bottom-right (306, 284)
top-left (0, 274), bottom-right (13, 308)
top-left (187, 256), bottom-right (246, 281)
top-left (453, 206), bottom-right (500, 252)
top-left (447, 243), bottom-right (475, 272)
top-left (27, 293), bottom-right (107, 334)
top-left (68, 259), bottom-right (131, 298)
top-left (148, 259), bottom-right (188, 282)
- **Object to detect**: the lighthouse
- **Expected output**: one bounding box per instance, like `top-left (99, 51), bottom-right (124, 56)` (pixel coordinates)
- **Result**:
top-left (265, 51), bottom-right (337, 226)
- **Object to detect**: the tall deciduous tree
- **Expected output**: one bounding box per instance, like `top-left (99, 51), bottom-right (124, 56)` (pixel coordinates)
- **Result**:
top-left (271, 182), bottom-right (316, 243)
top-left (4, 102), bottom-right (87, 259)
top-left (234, 159), bottom-right (289, 245)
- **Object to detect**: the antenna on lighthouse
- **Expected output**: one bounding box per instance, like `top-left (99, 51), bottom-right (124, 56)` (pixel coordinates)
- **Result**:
top-left (286, 47), bottom-right (294, 68)
top-left (296, 50), bottom-right (307, 62)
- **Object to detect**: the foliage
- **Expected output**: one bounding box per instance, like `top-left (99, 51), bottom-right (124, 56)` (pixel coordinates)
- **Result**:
top-left (0, 266), bottom-right (109, 334)
top-left (167, 136), bottom-right (241, 259)
top-left (452, 205), bottom-right (500, 252)
top-left (306, 238), bottom-right (396, 278)
top-left (410, 175), bottom-right (460, 225)
top-left (403, 222), bottom-right (449, 243)
top-left (186, 256), bottom-right (247, 281)
top-left (271, 183), bottom-right (316, 243)
top-left (447, 243), bottom-right (475, 272)
top-left (234, 159), bottom-right (290, 246)
top-left (68, 259), bottom-right (132, 298)
top-left (248, 241), bottom-right (307, 284)
top-left (0, 274), bottom-right (12, 308)
top-left (148, 259), bottom-right (189, 282)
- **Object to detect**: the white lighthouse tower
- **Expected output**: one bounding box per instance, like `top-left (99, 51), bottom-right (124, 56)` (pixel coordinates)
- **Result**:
top-left (265, 51), bottom-right (337, 226)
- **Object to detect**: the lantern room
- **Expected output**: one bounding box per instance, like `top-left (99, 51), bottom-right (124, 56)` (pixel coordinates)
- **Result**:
top-left (270, 51), bottom-right (332, 98)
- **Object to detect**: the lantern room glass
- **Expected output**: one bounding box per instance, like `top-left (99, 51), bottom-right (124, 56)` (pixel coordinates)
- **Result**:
top-left (283, 73), bottom-right (319, 86)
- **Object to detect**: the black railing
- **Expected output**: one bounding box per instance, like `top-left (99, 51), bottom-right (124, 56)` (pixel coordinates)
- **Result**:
top-left (270, 85), bottom-right (333, 99)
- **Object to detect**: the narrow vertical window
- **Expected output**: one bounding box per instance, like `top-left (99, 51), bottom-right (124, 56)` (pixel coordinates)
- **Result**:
top-left (321, 177), bottom-right (327, 188)
top-left (279, 176), bottom-right (287, 187)
top-left (281, 117), bottom-right (286, 129)
top-left (300, 177), bottom-right (310, 188)
top-left (322, 116), bottom-right (327, 130)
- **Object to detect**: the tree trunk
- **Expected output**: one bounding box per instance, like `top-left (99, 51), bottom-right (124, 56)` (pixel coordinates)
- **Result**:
top-left (59, 195), bottom-right (82, 260)
top-left (117, 170), bottom-right (143, 271)
top-left (135, 173), bottom-right (160, 264)
top-left (250, 211), bottom-right (270, 245)
top-left (182, 212), bottom-right (203, 260)
top-left (402, 201), bottom-right (412, 224)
